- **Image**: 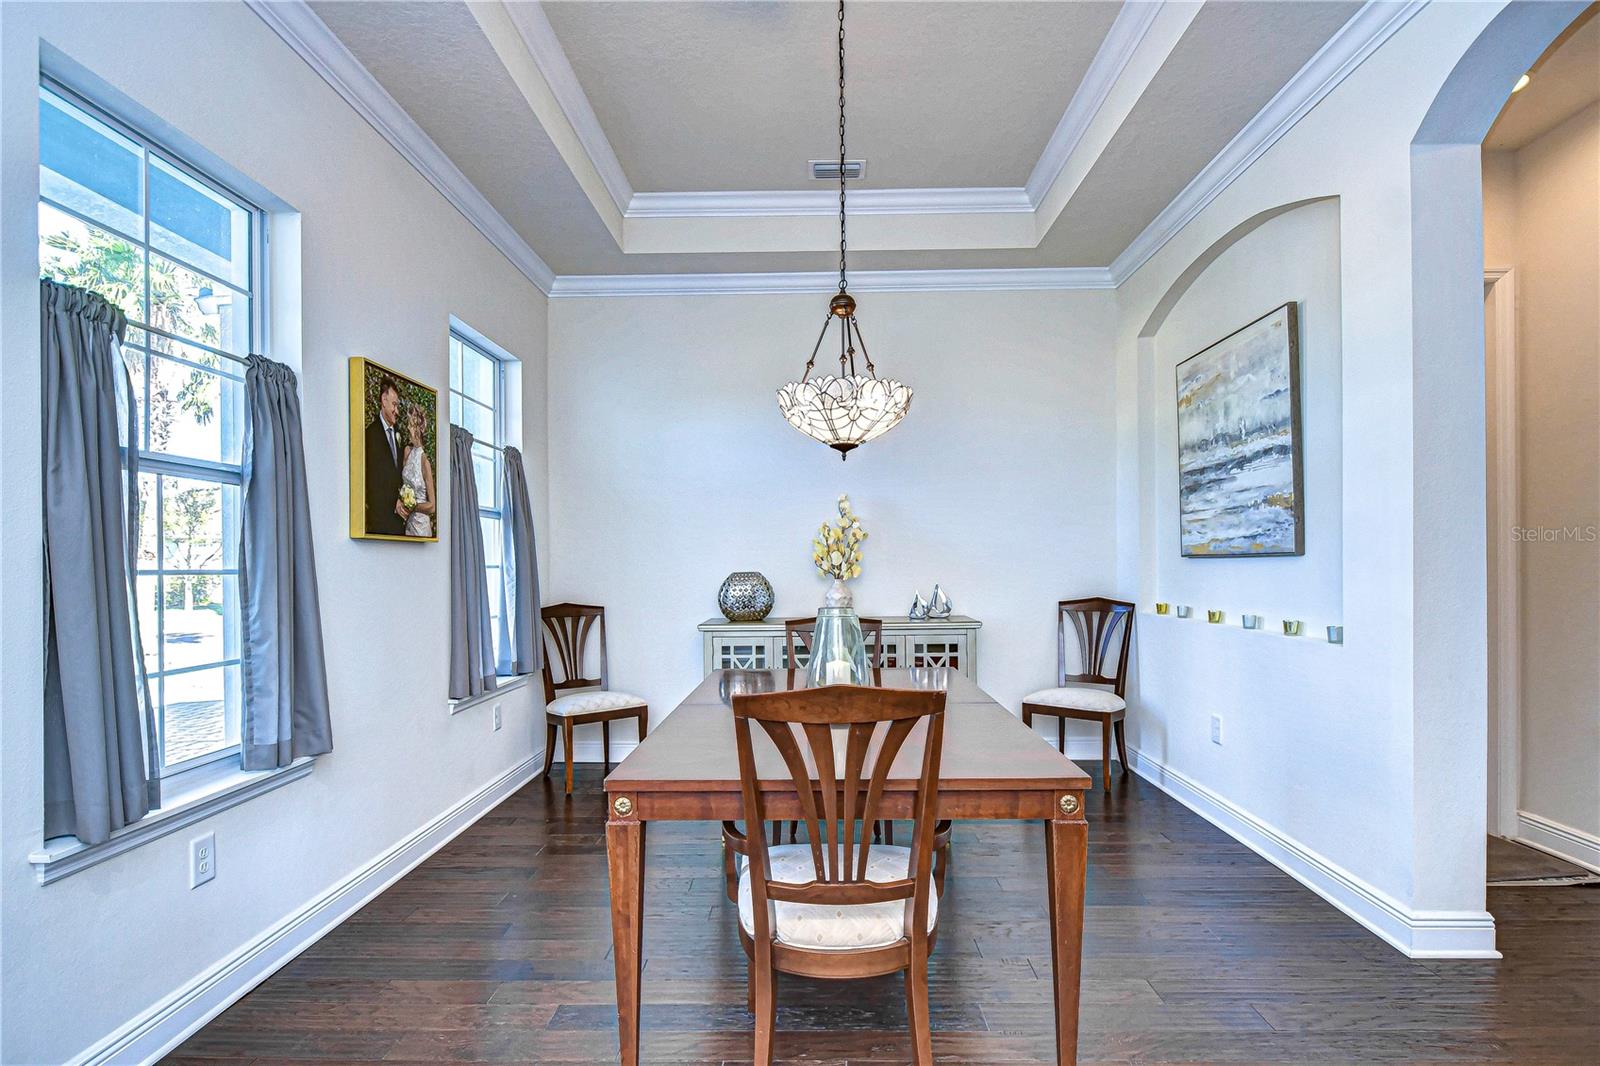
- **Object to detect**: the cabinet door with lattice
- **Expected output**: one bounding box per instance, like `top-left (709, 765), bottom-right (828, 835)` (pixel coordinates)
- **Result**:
top-left (906, 633), bottom-right (968, 672)
top-left (711, 636), bottom-right (775, 671)
top-left (875, 634), bottom-right (906, 669)
top-left (776, 636), bottom-right (809, 671)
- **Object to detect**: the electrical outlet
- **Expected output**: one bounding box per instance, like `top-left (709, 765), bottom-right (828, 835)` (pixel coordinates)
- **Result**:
top-left (493, 703), bottom-right (503, 731)
top-left (1210, 715), bottom-right (1223, 745)
top-left (189, 831), bottom-right (216, 888)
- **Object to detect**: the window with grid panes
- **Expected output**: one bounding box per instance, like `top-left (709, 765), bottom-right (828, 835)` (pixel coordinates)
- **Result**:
top-left (449, 333), bottom-right (508, 666)
top-left (38, 81), bottom-right (263, 775)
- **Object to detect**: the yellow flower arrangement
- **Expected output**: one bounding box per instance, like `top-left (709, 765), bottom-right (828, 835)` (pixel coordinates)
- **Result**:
top-left (811, 494), bottom-right (867, 581)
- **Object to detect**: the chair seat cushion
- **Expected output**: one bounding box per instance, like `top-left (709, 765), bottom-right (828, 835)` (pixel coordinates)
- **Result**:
top-left (1023, 686), bottom-right (1126, 713)
top-left (737, 844), bottom-right (937, 951)
top-left (546, 690), bottom-right (647, 716)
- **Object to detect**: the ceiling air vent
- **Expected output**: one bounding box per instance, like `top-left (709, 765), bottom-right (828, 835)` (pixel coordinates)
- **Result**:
top-left (810, 159), bottom-right (866, 180)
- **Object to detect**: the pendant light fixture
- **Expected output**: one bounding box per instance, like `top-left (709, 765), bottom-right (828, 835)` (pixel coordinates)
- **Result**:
top-left (776, 0), bottom-right (912, 459)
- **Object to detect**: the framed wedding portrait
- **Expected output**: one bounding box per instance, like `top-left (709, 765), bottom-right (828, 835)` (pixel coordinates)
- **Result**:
top-left (349, 356), bottom-right (440, 543)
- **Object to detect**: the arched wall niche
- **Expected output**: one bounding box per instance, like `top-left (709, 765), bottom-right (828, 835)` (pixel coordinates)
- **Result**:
top-left (1138, 196), bottom-right (1338, 340)
top-left (1135, 197), bottom-right (1344, 625)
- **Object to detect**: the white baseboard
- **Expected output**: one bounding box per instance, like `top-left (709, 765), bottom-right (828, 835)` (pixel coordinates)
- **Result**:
top-left (1515, 810), bottom-right (1600, 874)
top-left (1127, 747), bottom-right (1499, 959)
top-left (80, 755), bottom-right (543, 1065)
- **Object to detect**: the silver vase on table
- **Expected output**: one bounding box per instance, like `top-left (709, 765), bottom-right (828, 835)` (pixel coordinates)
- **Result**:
top-left (717, 571), bottom-right (774, 622)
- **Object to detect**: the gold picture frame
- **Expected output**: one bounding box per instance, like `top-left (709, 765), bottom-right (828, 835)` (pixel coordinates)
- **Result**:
top-left (349, 356), bottom-right (440, 542)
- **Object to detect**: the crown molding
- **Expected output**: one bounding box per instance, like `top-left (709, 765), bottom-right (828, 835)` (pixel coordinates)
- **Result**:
top-left (548, 267), bottom-right (1114, 298)
top-left (1025, 0), bottom-right (1167, 205)
top-left (246, 0), bottom-right (555, 293)
top-left (625, 186), bottom-right (1033, 219)
top-left (252, 0), bottom-right (1421, 301)
top-left (499, 0), bottom-right (634, 217)
top-left (1108, 0), bottom-right (1428, 285)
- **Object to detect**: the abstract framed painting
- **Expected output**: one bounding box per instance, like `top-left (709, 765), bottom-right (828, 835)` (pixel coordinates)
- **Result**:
top-left (349, 357), bottom-right (440, 543)
top-left (1175, 302), bottom-right (1304, 558)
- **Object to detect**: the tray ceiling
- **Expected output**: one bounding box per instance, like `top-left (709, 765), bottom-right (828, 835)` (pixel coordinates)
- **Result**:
top-left (542, 0), bottom-right (1123, 192)
top-left (301, 0), bottom-right (1368, 282)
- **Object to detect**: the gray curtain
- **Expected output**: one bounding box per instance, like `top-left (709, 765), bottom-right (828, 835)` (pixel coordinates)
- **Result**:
top-left (41, 279), bottom-right (160, 845)
top-left (240, 355), bottom-right (333, 770)
top-left (497, 445), bottom-right (542, 676)
top-left (449, 426), bottom-right (496, 699)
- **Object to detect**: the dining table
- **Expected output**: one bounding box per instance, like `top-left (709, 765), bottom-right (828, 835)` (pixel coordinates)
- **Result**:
top-left (602, 666), bottom-right (1094, 1064)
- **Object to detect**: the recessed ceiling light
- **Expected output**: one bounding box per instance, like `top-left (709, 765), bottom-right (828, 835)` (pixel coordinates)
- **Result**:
top-left (1512, 72), bottom-right (1531, 93)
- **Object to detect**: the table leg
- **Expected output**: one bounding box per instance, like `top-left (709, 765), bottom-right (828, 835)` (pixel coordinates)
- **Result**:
top-left (1044, 814), bottom-right (1086, 1065)
top-left (607, 816), bottom-right (646, 1065)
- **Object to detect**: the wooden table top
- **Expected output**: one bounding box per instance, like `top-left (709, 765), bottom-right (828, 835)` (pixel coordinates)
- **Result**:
top-left (605, 668), bottom-right (1091, 794)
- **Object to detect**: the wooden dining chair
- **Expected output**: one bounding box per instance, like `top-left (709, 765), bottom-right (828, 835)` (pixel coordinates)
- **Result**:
top-left (1021, 597), bottom-right (1135, 793)
top-left (540, 603), bottom-right (648, 796)
top-left (721, 683), bottom-right (946, 1065)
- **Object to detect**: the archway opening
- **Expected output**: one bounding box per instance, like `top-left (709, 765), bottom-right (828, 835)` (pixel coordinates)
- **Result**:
top-left (1479, 5), bottom-right (1600, 887)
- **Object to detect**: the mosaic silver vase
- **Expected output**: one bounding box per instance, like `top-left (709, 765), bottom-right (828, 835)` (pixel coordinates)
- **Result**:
top-left (717, 571), bottom-right (774, 622)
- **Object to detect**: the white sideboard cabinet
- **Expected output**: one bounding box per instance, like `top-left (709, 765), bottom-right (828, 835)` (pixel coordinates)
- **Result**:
top-left (698, 615), bottom-right (982, 679)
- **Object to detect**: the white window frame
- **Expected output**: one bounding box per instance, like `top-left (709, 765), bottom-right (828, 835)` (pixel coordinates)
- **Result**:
top-left (449, 326), bottom-right (528, 683)
top-left (31, 77), bottom-right (315, 882)
top-left (39, 79), bottom-right (266, 779)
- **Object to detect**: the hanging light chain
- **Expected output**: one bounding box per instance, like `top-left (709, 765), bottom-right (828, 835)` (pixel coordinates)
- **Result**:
top-left (775, 0), bottom-right (912, 460)
top-left (838, 0), bottom-right (848, 295)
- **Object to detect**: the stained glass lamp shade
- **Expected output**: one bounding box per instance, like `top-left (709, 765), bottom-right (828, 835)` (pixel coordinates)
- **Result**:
top-left (777, 373), bottom-right (912, 458)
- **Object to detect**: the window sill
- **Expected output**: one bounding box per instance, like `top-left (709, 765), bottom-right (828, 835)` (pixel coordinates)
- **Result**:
top-left (28, 757), bottom-right (314, 886)
top-left (449, 673), bottom-right (533, 715)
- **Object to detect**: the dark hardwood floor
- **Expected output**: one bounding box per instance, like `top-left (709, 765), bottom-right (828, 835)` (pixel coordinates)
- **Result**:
top-left (167, 764), bottom-right (1600, 1064)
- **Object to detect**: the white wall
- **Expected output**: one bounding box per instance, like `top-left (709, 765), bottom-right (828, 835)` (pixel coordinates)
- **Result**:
top-left (0, 4), bottom-right (550, 1061)
top-left (547, 289), bottom-right (1119, 752)
top-left (1108, 1), bottom-right (1577, 957)
top-left (1127, 196), bottom-right (1375, 896)
top-left (1483, 104), bottom-right (1600, 859)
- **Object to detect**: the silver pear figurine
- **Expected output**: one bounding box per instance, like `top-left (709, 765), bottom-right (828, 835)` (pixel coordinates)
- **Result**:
top-left (928, 584), bottom-right (953, 619)
top-left (908, 590), bottom-right (930, 621)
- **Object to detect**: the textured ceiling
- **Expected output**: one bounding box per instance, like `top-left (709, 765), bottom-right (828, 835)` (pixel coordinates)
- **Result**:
top-left (542, 0), bottom-right (1122, 192)
top-left (310, 0), bottom-right (1365, 276)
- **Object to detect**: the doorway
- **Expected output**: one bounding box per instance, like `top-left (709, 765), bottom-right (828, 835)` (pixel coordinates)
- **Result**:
top-left (1480, 5), bottom-right (1600, 885)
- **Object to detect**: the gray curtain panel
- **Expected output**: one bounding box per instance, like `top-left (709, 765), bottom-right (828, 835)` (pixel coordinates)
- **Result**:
top-left (497, 445), bottom-right (542, 676)
top-left (41, 279), bottom-right (160, 845)
top-left (449, 426), bottom-right (497, 699)
top-left (240, 355), bottom-right (334, 770)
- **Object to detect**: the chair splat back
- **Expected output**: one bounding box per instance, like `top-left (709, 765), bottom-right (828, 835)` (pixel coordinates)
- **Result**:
top-left (1058, 597), bottom-right (1135, 695)
top-left (731, 685), bottom-right (945, 914)
top-left (541, 603), bottom-right (609, 700)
